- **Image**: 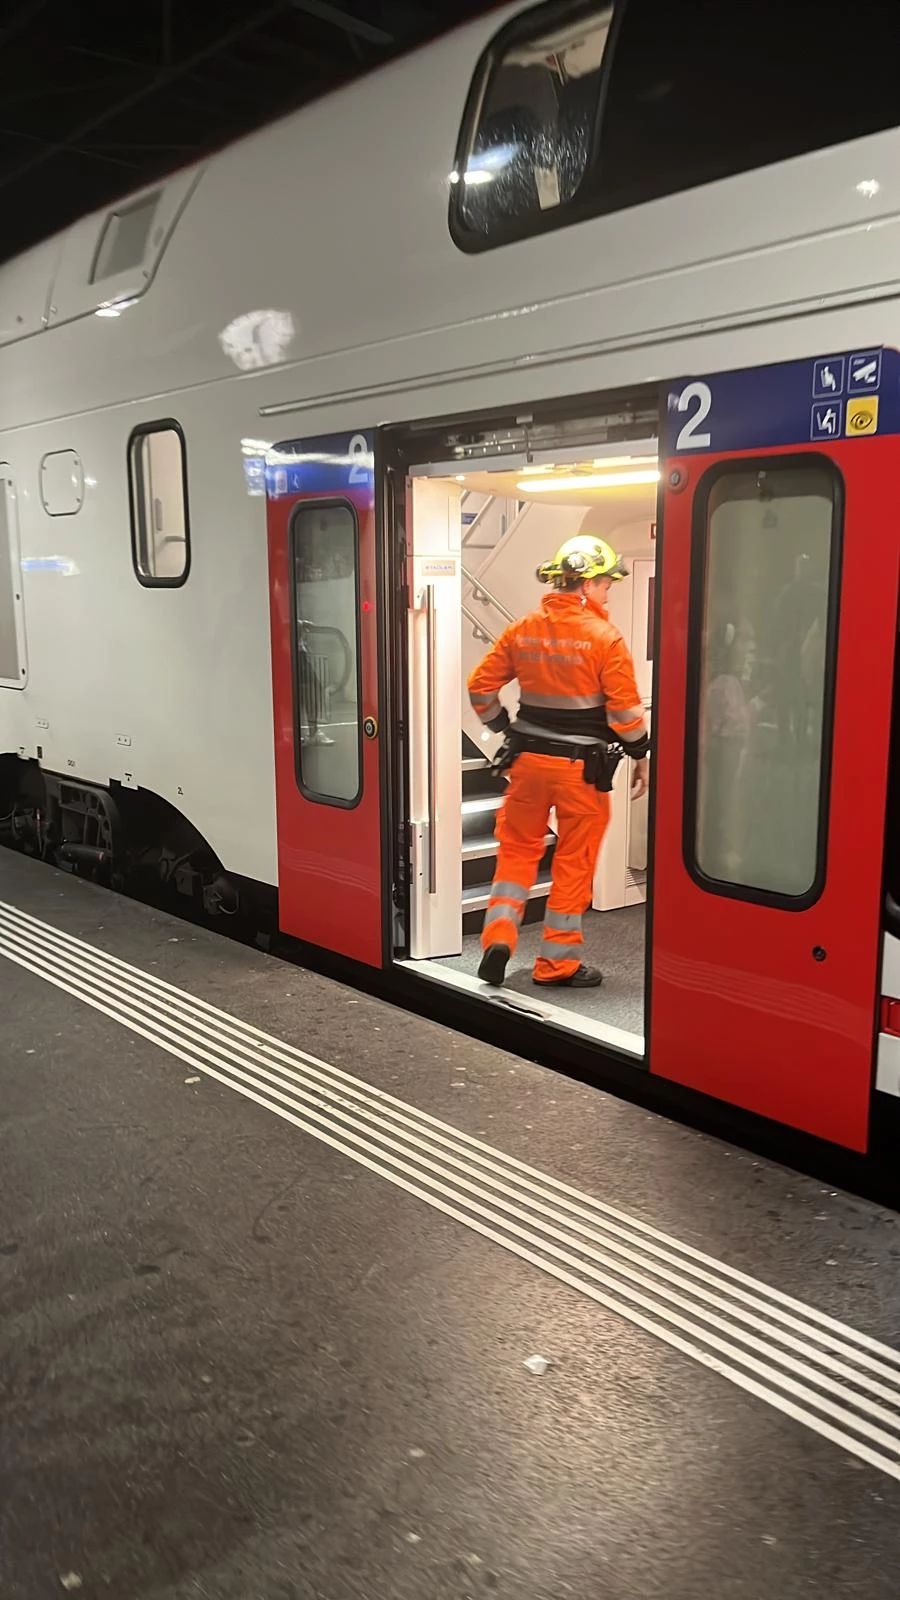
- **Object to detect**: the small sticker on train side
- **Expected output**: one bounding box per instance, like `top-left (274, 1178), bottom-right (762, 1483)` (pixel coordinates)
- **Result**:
top-left (421, 559), bottom-right (455, 576)
top-left (846, 396), bottom-right (879, 437)
top-left (810, 402), bottom-right (843, 442)
top-left (848, 350), bottom-right (882, 394)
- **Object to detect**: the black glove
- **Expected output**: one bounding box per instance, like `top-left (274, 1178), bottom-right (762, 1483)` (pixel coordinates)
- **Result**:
top-left (486, 708), bottom-right (510, 733)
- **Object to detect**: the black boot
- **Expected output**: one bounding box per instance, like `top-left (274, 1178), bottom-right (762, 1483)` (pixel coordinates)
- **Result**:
top-left (478, 944), bottom-right (511, 987)
top-left (534, 964), bottom-right (603, 989)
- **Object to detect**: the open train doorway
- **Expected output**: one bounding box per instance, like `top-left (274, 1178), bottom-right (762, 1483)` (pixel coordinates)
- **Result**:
top-left (397, 401), bottom-right (659, 1060)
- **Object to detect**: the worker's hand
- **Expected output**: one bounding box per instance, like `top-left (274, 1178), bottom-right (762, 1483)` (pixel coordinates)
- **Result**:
top-left (630, 757), bottom-right (650, 800)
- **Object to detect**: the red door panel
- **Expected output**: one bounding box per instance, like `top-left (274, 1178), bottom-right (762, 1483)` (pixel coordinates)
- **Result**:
top-left (651, 352), bottom-right (900, 1150)
top-left (266, 432), bottom-right (383, 966)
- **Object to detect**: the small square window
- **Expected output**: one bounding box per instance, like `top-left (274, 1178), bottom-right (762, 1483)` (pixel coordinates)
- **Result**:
top-left (92, 192), bottom-right (160, 284)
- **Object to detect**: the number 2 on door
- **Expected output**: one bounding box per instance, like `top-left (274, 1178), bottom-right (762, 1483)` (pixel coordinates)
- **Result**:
top-left (675, 381), bottom-right (712, 450)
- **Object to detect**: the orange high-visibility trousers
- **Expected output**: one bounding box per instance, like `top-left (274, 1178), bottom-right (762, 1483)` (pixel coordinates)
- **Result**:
top-left (481, 753), bottom-right (610, 981)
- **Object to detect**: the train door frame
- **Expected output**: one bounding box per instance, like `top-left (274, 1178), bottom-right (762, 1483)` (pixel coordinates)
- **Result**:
top-left (651, 349), bottom-right (900, 1152)
top-left (380, 386), bottom-right (661, 1062)
top-left (265, 430), bottom-right (385, 968)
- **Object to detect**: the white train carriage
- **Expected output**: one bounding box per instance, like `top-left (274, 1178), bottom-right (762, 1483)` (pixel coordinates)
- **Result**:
top-left (3, 1), bottom-right (900, 1159)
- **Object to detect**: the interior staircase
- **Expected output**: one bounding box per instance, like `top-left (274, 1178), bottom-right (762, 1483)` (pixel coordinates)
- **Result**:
top-left (458, 492), bottom-right (556, 934)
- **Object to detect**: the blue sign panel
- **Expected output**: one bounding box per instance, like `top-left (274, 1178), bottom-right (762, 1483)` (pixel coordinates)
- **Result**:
top-left (266, 430), bottom-right (375, 498)
top-left (664, 347), bottom-right (900, 455)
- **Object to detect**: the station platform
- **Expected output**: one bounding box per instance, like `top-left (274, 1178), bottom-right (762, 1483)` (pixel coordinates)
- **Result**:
top-left (2, 850), bottom-right (900, 1600)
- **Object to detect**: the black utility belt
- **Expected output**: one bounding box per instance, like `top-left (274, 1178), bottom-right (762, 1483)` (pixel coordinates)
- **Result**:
top-left (495, 731), bottom-right (625, 793)
top-left (510, 732), bottom-right (603, 760)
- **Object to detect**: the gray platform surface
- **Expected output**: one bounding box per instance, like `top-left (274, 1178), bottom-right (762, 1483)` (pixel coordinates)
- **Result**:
top-left (2, 850), bottom-right (900, 1600)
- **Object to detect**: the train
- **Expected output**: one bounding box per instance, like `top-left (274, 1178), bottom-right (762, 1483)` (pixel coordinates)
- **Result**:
top-left (2, 0), bottom-right (900, 1166)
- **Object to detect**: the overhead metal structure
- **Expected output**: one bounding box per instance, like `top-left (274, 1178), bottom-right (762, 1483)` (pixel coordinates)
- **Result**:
top-left (0, 0), bottom-right (491, 260)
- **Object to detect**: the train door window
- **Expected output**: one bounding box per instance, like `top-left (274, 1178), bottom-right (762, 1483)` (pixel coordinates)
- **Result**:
top-left (453, 3), bottom-right (613, 240)
top-left (290, 501), bottom-right (361, 807)
top-left (129, 422), bottom-right (190, 586)
top-left (689, 459), bottom-right (839, 903)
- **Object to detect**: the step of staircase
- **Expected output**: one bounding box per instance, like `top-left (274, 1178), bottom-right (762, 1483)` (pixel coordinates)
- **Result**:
top-left (462, 831), bottom-right (556, 863)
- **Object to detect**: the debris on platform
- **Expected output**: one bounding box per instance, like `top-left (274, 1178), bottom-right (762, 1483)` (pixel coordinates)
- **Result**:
top-left (59, 1575), bottom-right (83, 1592)
top-left (184, 1076), bottom-right (201, 1084)
top-left (523, 1354), bottom-right (551, 1376)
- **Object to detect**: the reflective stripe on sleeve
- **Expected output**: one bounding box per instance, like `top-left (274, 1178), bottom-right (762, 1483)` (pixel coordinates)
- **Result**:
top-left (522, 691), bottom-right (605, 710)
top-left (608, 704), bottom-right (645, 725)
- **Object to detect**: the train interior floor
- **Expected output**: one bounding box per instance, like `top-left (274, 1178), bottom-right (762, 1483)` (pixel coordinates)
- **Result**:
top-left (3, 849), bottom-right (900, 1600)
top-left (441, 904), bottom-right (645, 1034)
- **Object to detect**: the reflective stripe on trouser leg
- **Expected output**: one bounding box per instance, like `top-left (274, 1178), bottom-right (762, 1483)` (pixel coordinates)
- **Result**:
top-left (533, 768), bottom-right (609, 982)
top-left (481, 887), bottom-right (528, 952)
top-left (537, 906), bottom-right (584, 977)
top-left (481, 755), bottom-right (555, 955)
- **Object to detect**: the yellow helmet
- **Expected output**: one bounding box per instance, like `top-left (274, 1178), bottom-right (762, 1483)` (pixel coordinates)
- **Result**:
top-left (536, 535), bottom-right (628, 589)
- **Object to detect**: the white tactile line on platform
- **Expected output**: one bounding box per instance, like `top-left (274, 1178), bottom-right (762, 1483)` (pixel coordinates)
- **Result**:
top-left (3, 900), bottom-right (900, 1479)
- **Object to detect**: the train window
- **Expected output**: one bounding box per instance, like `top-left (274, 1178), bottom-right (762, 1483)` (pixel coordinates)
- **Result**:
top-left (453, 0), bottom-right (900, 250)
top-left (689, 459), bottom-right (839, 904)
top-left (128, 422), bottom-right (190, 587)
top-left (597, 2), bottom-right (900, 215)
top-left (453, 3), bottom-right (614, 243)
top-left (290, 501), bottom-right (362, 808)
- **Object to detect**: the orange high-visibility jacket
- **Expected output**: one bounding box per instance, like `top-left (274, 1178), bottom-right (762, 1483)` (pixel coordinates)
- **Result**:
top-left (468, 591), bottom-right (646, 745)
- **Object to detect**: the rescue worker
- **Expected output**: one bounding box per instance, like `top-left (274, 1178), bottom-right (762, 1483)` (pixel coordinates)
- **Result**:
top-left (468, 536), bottom-right (649, 989)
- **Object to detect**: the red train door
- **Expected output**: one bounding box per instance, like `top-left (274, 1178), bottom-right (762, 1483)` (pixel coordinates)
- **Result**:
top-left (651, 349), bottom-right (900, 1150)
top-left (266, 431), bottom-right (383, 966)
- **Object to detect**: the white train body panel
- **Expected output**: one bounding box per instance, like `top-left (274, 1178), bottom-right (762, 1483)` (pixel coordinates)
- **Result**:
top-left (2, 2), bottom-right (900, 885)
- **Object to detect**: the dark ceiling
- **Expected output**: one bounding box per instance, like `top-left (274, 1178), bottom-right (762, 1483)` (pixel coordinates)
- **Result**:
top-left (1, 0), bottom-right (495, 262)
